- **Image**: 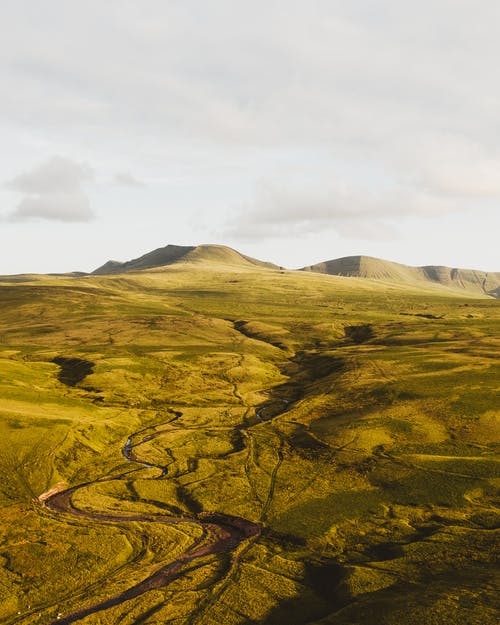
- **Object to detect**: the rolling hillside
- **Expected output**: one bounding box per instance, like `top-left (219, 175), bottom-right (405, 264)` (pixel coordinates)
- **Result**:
top-left (0, 255), bottom-right (499, 625)
top-left (92, 244), bottom-right (499, 299)
top-left (302, 255), bottom-right (500, 297)
top-left (92, 243), bottom-right (279, 274)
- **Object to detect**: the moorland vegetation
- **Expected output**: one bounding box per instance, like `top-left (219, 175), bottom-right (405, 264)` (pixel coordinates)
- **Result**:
top-left (0, 247), bottom-right (498, 624)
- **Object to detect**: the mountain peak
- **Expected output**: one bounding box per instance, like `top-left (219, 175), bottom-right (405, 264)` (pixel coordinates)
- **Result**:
top-left (302, 255), bottom-right (500, 297)
top-left (92, 244), bottom-right (278, 275)
top-left (92, 244), bottom-right (195, 275)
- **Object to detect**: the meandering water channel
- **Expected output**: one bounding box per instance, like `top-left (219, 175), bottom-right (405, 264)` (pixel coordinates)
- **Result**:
top-left (41, 417), bottom-right (261, 625)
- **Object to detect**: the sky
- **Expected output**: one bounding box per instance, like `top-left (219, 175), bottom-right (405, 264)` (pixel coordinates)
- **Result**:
top-left (1, 0), bottom-right (499, 274)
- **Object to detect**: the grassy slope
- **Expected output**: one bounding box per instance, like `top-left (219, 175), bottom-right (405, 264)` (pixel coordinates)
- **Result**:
top-left (92, 243), bottom-right (280, 275)
top-left (302, 255), bottom-right (500, 298)
top-left (0, 263), bottom-right (498, 625)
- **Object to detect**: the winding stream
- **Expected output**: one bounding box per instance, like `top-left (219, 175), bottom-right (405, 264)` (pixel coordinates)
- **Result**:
top-left (35, 345), bottom-right (300, 624)
top-left (42, 417), bottom-right (261, 625)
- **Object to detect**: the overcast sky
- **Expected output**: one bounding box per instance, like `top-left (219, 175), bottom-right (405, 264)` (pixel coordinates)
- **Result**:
top-left (1, 0), bottom-right (499, 274)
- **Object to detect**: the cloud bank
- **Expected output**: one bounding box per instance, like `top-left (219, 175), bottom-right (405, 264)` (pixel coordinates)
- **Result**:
top-left (0, 1), bottom-right (499, 271)
top-left (5, 157), bottom-right (93, 222)
top-left (225, 171), bottom-right (460, 240)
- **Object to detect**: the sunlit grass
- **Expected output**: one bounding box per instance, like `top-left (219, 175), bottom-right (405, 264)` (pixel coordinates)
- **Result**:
top-left (0, 261), bottom-right (498, 623)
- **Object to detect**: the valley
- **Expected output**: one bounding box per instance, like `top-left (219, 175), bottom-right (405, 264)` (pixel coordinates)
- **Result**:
top-left (0, 250), bottom-right (498, 624)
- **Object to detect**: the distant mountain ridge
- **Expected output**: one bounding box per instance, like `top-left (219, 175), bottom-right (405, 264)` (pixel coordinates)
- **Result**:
top-left (301, 255), bottom-right (500, 298)
top-left (90, 244), bottom-right (499, 298)
top-left (92, 244), bottom-right (279, 275)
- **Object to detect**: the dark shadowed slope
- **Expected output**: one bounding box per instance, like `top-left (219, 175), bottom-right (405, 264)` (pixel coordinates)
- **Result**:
top-left (92, 244), bottom-right (196, 274)
top-left (92, 244), bottom-right (279, 274)
top-left (301, 255), bottom-right (500, 297)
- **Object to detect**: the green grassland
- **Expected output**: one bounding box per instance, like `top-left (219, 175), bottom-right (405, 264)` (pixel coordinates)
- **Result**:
top-left (0, 260), bottom-right (498, 624)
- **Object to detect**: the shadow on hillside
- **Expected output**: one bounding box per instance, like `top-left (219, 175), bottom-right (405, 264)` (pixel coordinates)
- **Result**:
top-left (257, 352), bottom-right (346, 421)
top-left (257, 560), bottom-right (349, 625)
top-left (52, 356), bottom-right (94, 386)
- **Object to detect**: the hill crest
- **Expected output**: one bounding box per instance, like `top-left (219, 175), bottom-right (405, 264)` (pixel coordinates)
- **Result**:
top-left (301, 255), bottom-right (500, 297)
top-left (91, 245), bottom-right (498, 297)
top-left (92, 244), bottom-right (279, 275)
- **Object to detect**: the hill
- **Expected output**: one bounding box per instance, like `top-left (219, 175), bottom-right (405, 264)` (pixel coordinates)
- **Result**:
top-left (92, 246), bottom-right (499, 299)
top-left (92, 243), bottom-right (279, 274)
top-left (0, 259), bottom-right (498, 624)
top-left (302, 255), bottom-right (500, 297)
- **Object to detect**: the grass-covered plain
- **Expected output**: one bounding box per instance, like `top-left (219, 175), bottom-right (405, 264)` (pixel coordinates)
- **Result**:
top-left (0, 259), bottom-right (498, 624)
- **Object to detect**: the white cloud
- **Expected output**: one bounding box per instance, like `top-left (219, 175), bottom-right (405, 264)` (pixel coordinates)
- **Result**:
top-left (113, 172), bottom-right (145, 187)
top-left (10, 193), bottom-right (92, 222)
top-left (396, 136), bottom-right (500, 198)
top-left (5, 156), bottom-right (93, 222)
top-left (225, 174), bottom-right (459, 240)
top-left (1, 1), bottom-right (499, 150)
top-left (5, 156), bottom-right (92, 194)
